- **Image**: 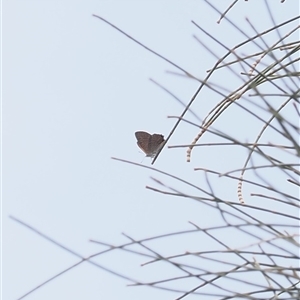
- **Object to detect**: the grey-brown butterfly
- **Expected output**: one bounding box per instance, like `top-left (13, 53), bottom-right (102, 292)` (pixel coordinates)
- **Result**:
top-left (135, 131), bottom-right (165, 158)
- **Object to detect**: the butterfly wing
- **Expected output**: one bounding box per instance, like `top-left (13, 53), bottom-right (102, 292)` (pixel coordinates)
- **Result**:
top-left (135, 131), bottom-right (152, 156)
top-left (135, 131), bottom-right (164, 157)
top-left (149, 134), bottom-right (165, 156)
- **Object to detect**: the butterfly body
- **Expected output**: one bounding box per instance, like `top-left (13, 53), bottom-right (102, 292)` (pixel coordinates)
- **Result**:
top-left (135, 131), bottom-right (165, 158)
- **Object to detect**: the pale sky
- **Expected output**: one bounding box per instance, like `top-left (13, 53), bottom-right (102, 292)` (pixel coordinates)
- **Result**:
top-left (3, 1), bottom-right (299, 300)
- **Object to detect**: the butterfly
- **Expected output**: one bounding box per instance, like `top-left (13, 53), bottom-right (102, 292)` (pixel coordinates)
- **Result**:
top-left (135, 131), bottom-right (165, 158)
